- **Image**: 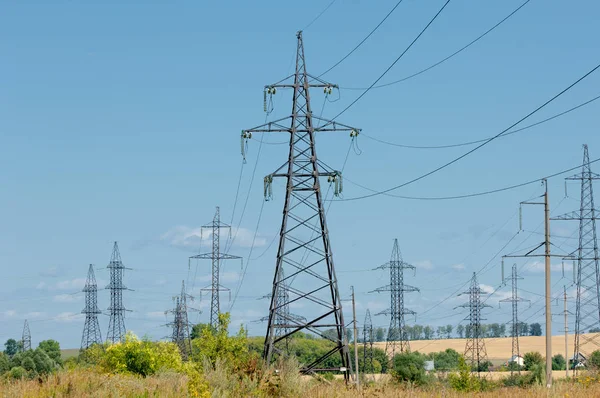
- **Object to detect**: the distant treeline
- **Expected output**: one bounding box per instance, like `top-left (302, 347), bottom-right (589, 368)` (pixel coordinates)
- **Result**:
top-left (359, 322), bottom-right (543, 342)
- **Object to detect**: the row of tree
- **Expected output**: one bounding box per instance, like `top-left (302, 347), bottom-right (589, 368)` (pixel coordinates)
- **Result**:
top-left (363, 322), bottom-right (543, 342)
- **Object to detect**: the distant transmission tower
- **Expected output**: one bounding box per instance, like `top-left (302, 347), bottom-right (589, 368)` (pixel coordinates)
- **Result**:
top-left (241, 31), bottom-right (359, 377)
top-left (106, 242), bottom-right (130, 344)
top-left (372, 239), bottom-right (418, 360)
top-left (457, 272), bottom-right (492, 375)
top-left (81, 264), bottom-right (103, 350)
top-left (499, 264), bottom-right (529, 375)
top-left (22, 319), bottom-right (31, 351)
top-left (260, 269), bottom-right (306, 341)
top-left (553, 144), bottom-right (600, 369)
top-left (189, 206), bottom-right (242, 330)
top-left (362, 309), bottom-right (374, 376)
top-left (168, 281), bottom-right (193, 360)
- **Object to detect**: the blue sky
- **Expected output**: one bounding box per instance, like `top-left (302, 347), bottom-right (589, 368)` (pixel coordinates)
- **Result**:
top-left (1, 0), bottom-right (599, 348)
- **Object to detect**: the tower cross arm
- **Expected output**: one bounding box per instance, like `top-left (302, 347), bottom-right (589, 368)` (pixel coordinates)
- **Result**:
top-left (242, 116), bottom-right (360, 135)
top-left (552, 211), bottom-right (598, 221)
top-left (190, 253), bottom-right (243, 260)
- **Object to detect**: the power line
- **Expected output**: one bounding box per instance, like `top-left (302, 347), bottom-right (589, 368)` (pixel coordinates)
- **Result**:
top-left (342, 0), bottom-right (533, 90)
top-left (302, 0), bottom-right (338, 31)
top-left (339, 158), bottom-right (600, 201)
top-left (335, 62), bottom-right (600, 202)
top-left (318, 0), bottom-right (406, 77)
top-left (360, 93), bottom-right (600, 149)
top-left (329, 0), bottom-right (452, 122)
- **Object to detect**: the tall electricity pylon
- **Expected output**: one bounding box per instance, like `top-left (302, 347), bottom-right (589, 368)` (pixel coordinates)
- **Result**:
top-left (168, 281), bottom-right (193, 360)
top-left (553, 144), bottom-right (600, 370)
top-left (189, 206), bottom-right (242, 330)
top-left (106, 242), bottom-right (130, 344)
top-left (362, 309), bottom-right (374, 376)
top-left (22, 319), bottom-right (31, 351)
top-left (499, 264), bottom-right (529, 375)
top-left (241, 31), bottom-right (360, 377)
top-left (371, 239), bottom-right (419, 360)
top-left (81, 264), bottom-right (103, 350)
top-left (457, 272), bottom-right (492, 375)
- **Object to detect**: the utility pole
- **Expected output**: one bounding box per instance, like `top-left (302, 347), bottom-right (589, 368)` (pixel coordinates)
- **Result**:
top-left (81, 264), bottom-right (102, 350)
top-left (552, 144), bottom-right (600, 374)
top-left (189, 207), bottom-right (242, 330)
top-left (456, 272), bottom-right (492, 376)
top-left (351, 286), bottom-right (359, 388)
top-left (106, 242), bottom-right (131, 344)
top-left (241, 31), bottom-right (359, 378)
top-left (362, 310), bottom-right (374, 378)
top-left (22, 320), bottom-right (31, 351)
top-left (499, 264), bottom-right (529, 375)
top-left (505, 180), bottom-right (565, 386)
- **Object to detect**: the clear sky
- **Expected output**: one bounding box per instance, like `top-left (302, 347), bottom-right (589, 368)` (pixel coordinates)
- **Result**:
top-left (1, 0), bottom-right (599, 349)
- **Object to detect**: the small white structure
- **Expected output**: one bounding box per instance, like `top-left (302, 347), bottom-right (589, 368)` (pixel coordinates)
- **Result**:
top-left (424, 360), bottom-right (435, 372)
top-left (570, 353), bottom-right (586, 368)
top-left (507, 355), bottom-right (524, 367)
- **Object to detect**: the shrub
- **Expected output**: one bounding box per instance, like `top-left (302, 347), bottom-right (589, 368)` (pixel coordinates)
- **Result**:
top-left (191, 313), bottom-right (249, 370)
top-left (429, 348), bottom-right (461, 371)
top-left (523, 352), bottom-right (544, 370)
top-left (8, 366), bottom-right (26, 380)
top-left (589, 350), bottom-right (600, 369)
top-left (0, 352), bottom-right (10, 374)
top-left (448, 356), bottom-right (481, 392)
top-left (391, 351), bottom-right (427, 384)
top-left (552, 354), bottom-right (566, 370)
top-left (102, 332), bottom-right (183, 377)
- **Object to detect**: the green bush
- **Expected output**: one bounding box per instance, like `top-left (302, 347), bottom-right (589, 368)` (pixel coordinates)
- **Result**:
top-left (38, 339), bottom-right (62, 366)
top-left (552, 354), bottom-right (566, 370)
top-left (8, 348), bottom-right (57, 378)
top-left (448, 357), bottom-right (481, 392)
top-left (191, 313), bottom-right (249, 370)
top-left (102, 332), bottom-right (183, 376)
top-left (428, 348), bottom-right (461, 371)
top-left (589, 350), bottom-right (600, 369)
top-left (8, 366), bottom-right (26, 380)
top-left (523, 352), bottom-right (544, 371)
top-left (0, 352), bottom-right (10, 374)
top-left (391, 351), bottom-right (427, 384)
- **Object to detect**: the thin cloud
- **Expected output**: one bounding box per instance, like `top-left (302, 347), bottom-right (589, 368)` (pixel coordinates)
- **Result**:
top-left (451, 264), bottom-right (465, 271)
top-left (415, 260), bottom-right (434, 270)
top-left (161, 225), bottom-right (267, 250)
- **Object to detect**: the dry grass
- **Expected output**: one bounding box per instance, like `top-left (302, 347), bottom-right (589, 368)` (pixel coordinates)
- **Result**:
top-left (0, 368), bottom-right (189, 398)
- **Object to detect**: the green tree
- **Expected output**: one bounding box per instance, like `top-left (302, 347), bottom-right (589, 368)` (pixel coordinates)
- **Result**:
top-left (391, 351), bottom-right (426, 384)
top-left (457, 325), bottom-right (465, 338)
top-left (446, 325), bottom-right (453, 339)
top-left (191, 313), bottom-right (249, 368)
top-left (423, 326), bottom-right (434, 340)
top-left (38, 339), bottom-right (62, 365)
top-left (523, 352), bottom-right (544, 371)
top-left (0, 352), bottom-right (10, 374)
top-left (588, 350), bottom-right (600, 369)
top-left (190, 323), bottom-right (211, 340)
top-left (448, 357), bottom-right (481, 392)
top-left (4, 339), bottom-right (19, 357)
top-left (552, 354), bottom-right (566, 370)
top-left (529, 323), bottom-right (542, 336)
top-left (375, 328), bottom-right (385, 342)
top-left (429, 348), bottom-right (461, 371)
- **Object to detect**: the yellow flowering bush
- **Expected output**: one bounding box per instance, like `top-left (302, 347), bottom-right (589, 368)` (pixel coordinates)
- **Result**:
top-left (102, 332), bottom-right (183, 377)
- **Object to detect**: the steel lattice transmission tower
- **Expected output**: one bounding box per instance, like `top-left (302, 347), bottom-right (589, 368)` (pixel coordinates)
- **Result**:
top-left (260, 269), bottom-right (306, 341)
top-left (81, 264), bottom-right (103, 350)
top-left (168, 281), bottom-right (193, 360)
top-left (499, 264), bottom-right (529, 375)
top-left (106, 242), bottom-right (130, 344)
top-left (371, 239), bottom-right (419, 360)
top-left (22, 319), bottom-right (31, 351)
top-left (362, 309), bottom-right (374, 376)
top-left (242, 31), bottom-right (360, 376)
top-left (457, 272), bottom-right (492, 374)
top-left (189, 206), bottom-right (242, 330)
top-left (553, 144), bottom-right (600, 368)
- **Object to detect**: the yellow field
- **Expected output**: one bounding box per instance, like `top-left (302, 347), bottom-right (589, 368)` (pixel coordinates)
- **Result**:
top-left (373, 332), bottom-right (600, 364)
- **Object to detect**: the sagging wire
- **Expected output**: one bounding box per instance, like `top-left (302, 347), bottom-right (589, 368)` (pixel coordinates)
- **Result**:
top-left (350, 129), bottom-right (362, 155)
